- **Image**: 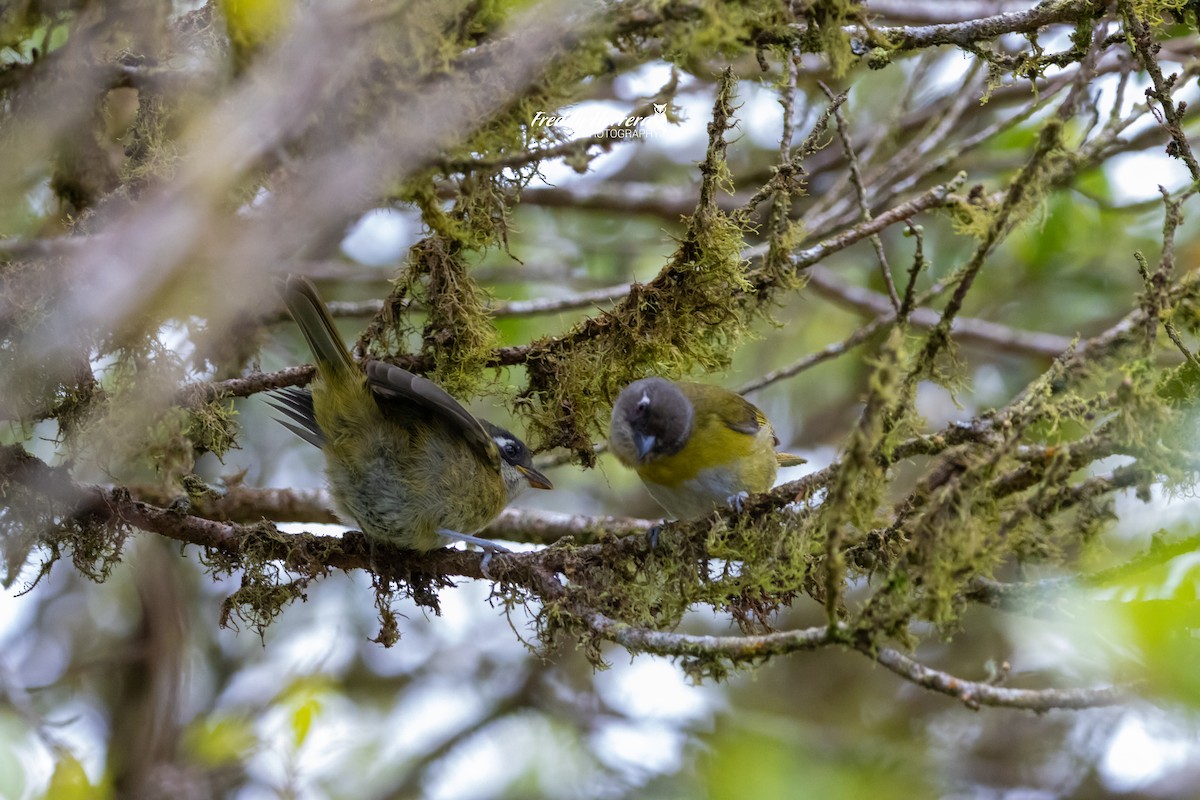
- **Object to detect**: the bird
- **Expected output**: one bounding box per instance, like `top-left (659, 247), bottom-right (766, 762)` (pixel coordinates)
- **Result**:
top-left (608, 377), bottom-right (804, 520)
top-left (270, 275), bottom-right (552, 557)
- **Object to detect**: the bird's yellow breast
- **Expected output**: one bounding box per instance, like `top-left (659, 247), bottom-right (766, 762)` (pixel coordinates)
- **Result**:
top-left (636, 410), bottom-right (777, 492)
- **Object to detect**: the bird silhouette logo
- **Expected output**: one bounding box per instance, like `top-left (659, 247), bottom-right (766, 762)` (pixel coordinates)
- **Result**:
top-left (653, 103), bottom-right (666, 114)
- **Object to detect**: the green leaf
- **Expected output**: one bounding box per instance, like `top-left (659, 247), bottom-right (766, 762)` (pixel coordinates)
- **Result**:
top-left (291, 696), bottom-right (321, 749)
top-left (183, 716), bottom-right (258, 767)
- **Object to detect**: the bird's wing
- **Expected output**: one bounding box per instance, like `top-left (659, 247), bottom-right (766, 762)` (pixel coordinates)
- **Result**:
top-left (683, 385), bottom-right (801, 461)
top-left (727, 395), bottom-right (770, 438)
top-left (701, 386), bottom-right (792, 450)
top-left (364, 360), bottom-right (497, 463)
top-left (679, 381), bottom-right (771, 439)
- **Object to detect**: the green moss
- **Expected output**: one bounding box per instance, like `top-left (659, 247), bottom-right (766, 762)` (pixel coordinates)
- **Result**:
top-left (358, 216), bottom-right (500, 397)
top-left (185, 399), bottom-right (239, 460)
top-left (1129, 0), bottom-right (1190, 21)
top-left (0, 446), bottom-right (131, 590)
top-left (656, 1), bottom-right (860, 77)
top-left (205, 522), bottom-right (320, 640)
top-left (794, 0), bottom-right (861, 77)
top-left (520, 72), bottom-right (762, 459)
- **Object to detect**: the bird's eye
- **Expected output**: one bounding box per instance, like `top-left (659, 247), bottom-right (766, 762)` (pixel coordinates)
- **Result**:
top-left (504, 442), bottom-right (519, 458)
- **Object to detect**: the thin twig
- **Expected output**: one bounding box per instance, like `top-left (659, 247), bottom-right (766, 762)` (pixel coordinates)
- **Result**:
top-left (820, 80), bottom-right (900, 311)
top-left (261, 283), bottom-right (634, 324)
top-left (806, 265), bottom-right (1074, 358)
top-left (863, 645), bottom-right (1128, 710)
top-left (1122, 0), bottom-right (1200, 182)
top-left (897, 220), bottom-right (925, 322)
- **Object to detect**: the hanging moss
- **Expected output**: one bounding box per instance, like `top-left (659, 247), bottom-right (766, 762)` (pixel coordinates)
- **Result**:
top-left (363, 233), bottom-right (501, 399)
top-left (521, 71), bottom-right (760, 459)
top-left (0, 445), bottom-right (132, 590)
top-left (184, 399), bottom-right (240, 460)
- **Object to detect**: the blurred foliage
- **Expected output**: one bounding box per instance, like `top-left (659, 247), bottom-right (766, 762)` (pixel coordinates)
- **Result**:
top-left (703, 714), bottom-right (931, 800)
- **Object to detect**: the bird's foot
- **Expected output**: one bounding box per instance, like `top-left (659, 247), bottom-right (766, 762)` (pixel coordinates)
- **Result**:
top-left (647, 523), bottom-right (665, 550)
top-left (726, 491), bottom-right (750, 512)
top-left (436, 529), bottom-right (512, 579)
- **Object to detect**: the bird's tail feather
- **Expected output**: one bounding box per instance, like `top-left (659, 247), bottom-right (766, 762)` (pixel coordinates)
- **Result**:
top-left (280, 275), bottom-right (356, 378)
top-left (776, 452), bottom-right (807, 468)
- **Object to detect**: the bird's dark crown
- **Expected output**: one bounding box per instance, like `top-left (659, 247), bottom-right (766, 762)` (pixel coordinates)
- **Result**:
top-left (614, 377), bottom-right (694, 457)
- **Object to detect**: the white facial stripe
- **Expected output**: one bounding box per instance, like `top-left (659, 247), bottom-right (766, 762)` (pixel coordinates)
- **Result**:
top-left (638, 391), bottom-right (650, 408)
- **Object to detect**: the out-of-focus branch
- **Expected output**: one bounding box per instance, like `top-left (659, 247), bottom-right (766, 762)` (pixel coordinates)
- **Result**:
top-left (737, 310), bottom-right (893, 394)
top-left (967, 529), bottom-right (1200, 610)
top-left (374, 666), bottom-right (547, 800)
top-left (863, 645), bottom-right (1128, 710)
top-left (16, 0), bottom-right (605, 404)
top-left (183, 175), bottom-right (968, 405)
top-left (805, 265), bottom-right (1074, 358)
top-left (850, 0), bottom-right (1102, 52)
top-left (259, 283), bottom-right (634, 324)
top-left (522, 181), bottom-right (745, 219)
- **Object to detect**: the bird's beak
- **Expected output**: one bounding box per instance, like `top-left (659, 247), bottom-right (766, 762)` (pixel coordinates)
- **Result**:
top-left (516, 464), bottom-right (554, 490)
top-left (633, 431), bottom-right (656, 462)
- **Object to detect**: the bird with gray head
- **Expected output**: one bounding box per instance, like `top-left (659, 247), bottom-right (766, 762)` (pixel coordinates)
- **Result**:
top-left (609, 377), bottom-right (803, 520)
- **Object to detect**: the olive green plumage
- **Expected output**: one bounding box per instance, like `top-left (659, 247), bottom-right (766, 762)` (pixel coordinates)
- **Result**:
top-left (273, 275), bottom-right (551, 551)
top-left (609, 377), bottom-right (804, 519)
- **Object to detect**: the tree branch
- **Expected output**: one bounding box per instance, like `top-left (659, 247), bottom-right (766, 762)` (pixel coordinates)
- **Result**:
top-left (181, 175), bottom-right (969, 406)
top-left (863, 645), bottom-right (1128, 711)
top-left (1122, 0), bottom-right (1200, 183)
top-left (805, 265), bottom-right (1074, 358)
top-left (259, 283), bottom-right (634, 325)
top-left (852, 0), bottom-right (1105, 52)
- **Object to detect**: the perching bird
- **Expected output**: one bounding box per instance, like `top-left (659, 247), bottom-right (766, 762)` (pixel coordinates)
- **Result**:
top-left (609, 377), bottom-right (804, 519)
top-left (271, 275), bottom-right (551, 555)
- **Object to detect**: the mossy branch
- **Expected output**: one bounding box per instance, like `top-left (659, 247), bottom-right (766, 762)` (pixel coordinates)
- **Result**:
top-left (1121, 0), bottom-right (1200, 183)
top-left (0, 443), bottom-right (1139, 710)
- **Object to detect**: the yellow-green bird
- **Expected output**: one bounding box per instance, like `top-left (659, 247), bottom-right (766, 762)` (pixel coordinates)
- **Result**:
top-left (609, 378), bottom-right (804, 519)
top-left (271, 275), bottom-right (552, 554)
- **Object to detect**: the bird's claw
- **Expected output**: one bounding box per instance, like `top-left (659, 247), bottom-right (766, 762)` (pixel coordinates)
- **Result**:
top-left (647, 523), bottom-right (664, 550)
top-left (727, 491), bottom-right (750, 513)
top-left (479, 542), bottom-right (512, 580)
top-left (436, 529), bottom-right (510, 579)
